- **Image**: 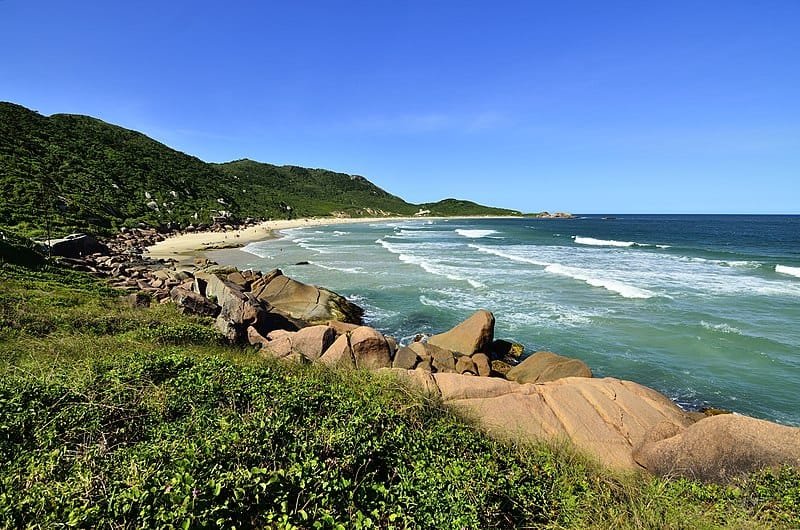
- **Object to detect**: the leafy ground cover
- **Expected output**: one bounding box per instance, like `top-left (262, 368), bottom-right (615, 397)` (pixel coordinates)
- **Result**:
top-left (0, 259), bottom-right (798, 528)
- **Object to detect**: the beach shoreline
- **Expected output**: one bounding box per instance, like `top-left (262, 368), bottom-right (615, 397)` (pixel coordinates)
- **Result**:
top-left (145, 217), bottom-right (404, 263)
top-left (145, 215), bottom-right (520, 263)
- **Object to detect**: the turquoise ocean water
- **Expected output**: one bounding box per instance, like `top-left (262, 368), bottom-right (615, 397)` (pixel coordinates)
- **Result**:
top-left (213, 215), bottom-right (800, 425)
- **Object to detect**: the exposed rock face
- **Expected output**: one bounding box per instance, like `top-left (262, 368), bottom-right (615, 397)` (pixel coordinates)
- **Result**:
top-left (45, 233), bottom-right (109, 258)
top-left (246, 326), bottom-right (270, 349)
top-left (491, 339), bottom-right (524, 360)
top-left (490, 360), bottom-right (513, 376)
top-left (428, 310), bottom-right (495, 355)
top-left (392, 346), bottom-right (418, 370)
top-left (253, 273), bottom-right (363, 325)
top-left (349, 326), bottom-right (392, 370)
top-left (213, 286), bottom-right (267, 342)
top-left (262, 333), bottom-right (294, 358)
top-left (326, 320), bottom-right (360, 337)
top-left (455, 355), bottom-right (477, 375)
top-left (169, 286), bottom-right (220, 317)
top-left (633, 414), bottom-right (800, 482)
top-left (430, 374), bottom-right (695, 470)
top-left (318, 334), bottom-right (355, 368)
top-left (292, 325), bottom-right (337, 361)
top-left (408, 342), bottom-right (457, 373)
top-left (471, 353), bottom-right (491, 377)
top-left (506, 351), bottom-right (592, 384)
top-left (124, 292), bottom-right (151, 309)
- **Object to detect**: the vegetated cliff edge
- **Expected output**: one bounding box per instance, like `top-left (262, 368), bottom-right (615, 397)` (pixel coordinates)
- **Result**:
top-left (0, 101), bottom-right (520, 237)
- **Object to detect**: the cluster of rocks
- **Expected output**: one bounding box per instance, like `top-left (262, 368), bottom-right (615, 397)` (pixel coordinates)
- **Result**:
top-left (245, 306), bottom-right (593, 383)
top-left (42, 219), bottom-right (266, 297)
top-left (532, 211), bottom-right (576, 219)
top-left (174, 265), bottom-right (364, 342)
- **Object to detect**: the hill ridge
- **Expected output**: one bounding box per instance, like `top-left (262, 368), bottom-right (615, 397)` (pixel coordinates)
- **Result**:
top-left (0, 102), bottom-right (519, 237)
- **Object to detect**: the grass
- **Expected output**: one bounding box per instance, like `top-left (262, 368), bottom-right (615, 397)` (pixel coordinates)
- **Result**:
top-left (1, 260), bottom-right (798, 528)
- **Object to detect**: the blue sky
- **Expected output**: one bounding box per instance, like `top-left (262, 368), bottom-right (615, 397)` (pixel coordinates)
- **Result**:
top-left (2, 1), bottom-right (799, 213)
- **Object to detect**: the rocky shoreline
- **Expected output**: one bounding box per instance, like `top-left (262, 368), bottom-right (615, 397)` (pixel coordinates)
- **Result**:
top-left (49, 225), bottom-right (800, 483)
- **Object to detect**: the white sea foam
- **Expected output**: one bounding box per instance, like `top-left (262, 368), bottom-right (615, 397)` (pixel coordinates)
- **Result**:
top-left (332, 230), bottom-right (350, 236)
top-left (309, 261), bottom-right (365, 274)
top-left (678, 256), bottom-right (762, 269)
top-left (292, 238), bottom-right (332, 254)
top-left (573, 236), bottom-right (671, 249)
top-left (376, 239), bottom-right (484, 287)
top-left (455, 229), bottom-right (499, 238)
top-left (544, 263), bottom-right (656, 299)
top-left (700, 320), bottom-right (743, 335)
top-left (573, 236), bottom-right (637, 247)
top-left (468, 244), bottom-right (550, 266)
top-left (398, 254), bottom-right (484, 288)
top-left (241, 242), bottom-right (272, 258)
top-left (390, 229), bottom-right (451, 240)
top-left (776, 264), bottom-right (800, 278)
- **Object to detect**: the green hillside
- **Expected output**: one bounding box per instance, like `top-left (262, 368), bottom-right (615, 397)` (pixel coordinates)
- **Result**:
top-left (0, 102), bottom-right (518, 238)
top-left (419, 198), bottom-right (518, 217)
top-left (214, 159), bottom-right (417, 219)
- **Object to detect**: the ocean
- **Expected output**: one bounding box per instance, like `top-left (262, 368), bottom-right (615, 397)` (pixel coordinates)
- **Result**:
top-left (213, 215), bottom-right (800, 426)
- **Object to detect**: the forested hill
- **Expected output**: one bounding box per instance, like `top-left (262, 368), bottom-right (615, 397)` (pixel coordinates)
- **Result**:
top-left (0, 102), bottom-right (520, 237)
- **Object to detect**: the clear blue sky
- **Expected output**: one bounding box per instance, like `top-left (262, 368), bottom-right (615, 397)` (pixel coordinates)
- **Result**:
top-left (2, 1), bottom-right (799, 213)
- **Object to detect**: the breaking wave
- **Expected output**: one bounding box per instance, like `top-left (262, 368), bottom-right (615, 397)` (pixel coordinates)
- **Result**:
top-left (455, 229), bottom-right (499, 238)
top-left (776, 264), bottom-right (800, 278)
top-left (241, 242), bottom-right (271, 258)
top-left (544, 263), bottom-right (656, 299)
top-left (309, 261), bottom-right (365, 274)
top-left (700, 320), bottom-right (743, 335)
top-left (468, 244), bottom-right (550, 266)
top-left (573, 236), bottom-right (670, 249)
top-left (376, 238), bottom-right (484, 288)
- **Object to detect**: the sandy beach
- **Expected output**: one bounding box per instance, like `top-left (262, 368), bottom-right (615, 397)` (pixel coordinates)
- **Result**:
top-left (145, 217), bottom-right (421, 263)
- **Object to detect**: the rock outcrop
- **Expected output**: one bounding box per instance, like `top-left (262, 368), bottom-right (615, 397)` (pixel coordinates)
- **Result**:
top-left (252, 273), bottom-right (363, 325)
top-left (319, 334), bottom-right (355, 368)
top-left (169, 286), bottom-right (219, 317)
top-left (633, 414), bottom-right (800, 482)
top-left (349, 326), bottom-right (392, 370)
top-left (506, 351), bottom-right (592, 384)
top-left (427, 373), bottom-right (695, 470)
top-left (292, 325), bottom-right (337, 361)
top-left (428, 309), bottom-right (494, 355)
top-left (43, 233), bottom-right (109, 258)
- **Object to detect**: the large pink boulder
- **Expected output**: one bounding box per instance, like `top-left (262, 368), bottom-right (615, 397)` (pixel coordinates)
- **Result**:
top-left (428, 310), bottom-right (495, 355)
top-left (349, 326), bottom-right (392, 370)
top-left (633, 414), bottom-right (800, 482)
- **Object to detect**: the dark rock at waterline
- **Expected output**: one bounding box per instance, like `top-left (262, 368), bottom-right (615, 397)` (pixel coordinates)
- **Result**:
top-left (294, 261), bottom-right (311, 265)
top-left (491, 339), bottom-right (524, 360)
top-left (490, 360), bottom-right (513, 377)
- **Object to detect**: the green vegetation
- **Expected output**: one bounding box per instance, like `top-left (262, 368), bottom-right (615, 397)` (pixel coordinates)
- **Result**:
top-left (0, 102), bottom-right (519, 239)
top-left (1, 244), bottom-right (798, 528)
top-left (419, 198), bottom-right (519, 217)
